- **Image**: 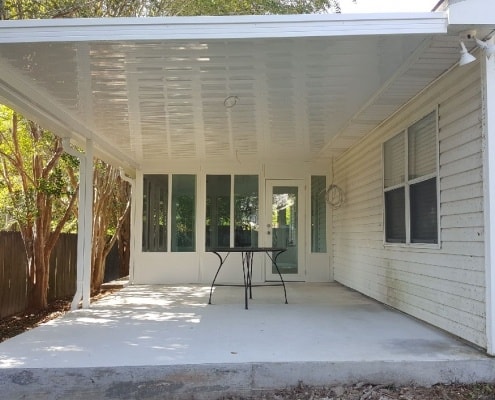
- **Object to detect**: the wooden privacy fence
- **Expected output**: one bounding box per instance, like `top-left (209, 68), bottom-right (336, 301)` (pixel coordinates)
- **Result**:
top-left (0, 231), bottom-right (120, 319)
top-left (0, 232), bottom-right (28, 318)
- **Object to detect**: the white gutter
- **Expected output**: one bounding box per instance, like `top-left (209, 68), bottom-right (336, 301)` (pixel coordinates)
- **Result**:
top-left (63, 138), bottom-right (93, 310)
top-left (0, 13), bottom-right (448, 43)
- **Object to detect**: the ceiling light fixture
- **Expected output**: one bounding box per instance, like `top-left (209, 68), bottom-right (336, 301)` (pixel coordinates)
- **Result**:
top-left (224, 95), bottom-right (239, 108)
top-left (475, 36), bottom-right (495, 59)
top-left (459, 41), bottom-right (476, 66)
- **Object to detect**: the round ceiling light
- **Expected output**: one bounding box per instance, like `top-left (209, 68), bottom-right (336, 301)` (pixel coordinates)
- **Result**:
top-left (224, 95), bottom-right (239, 108)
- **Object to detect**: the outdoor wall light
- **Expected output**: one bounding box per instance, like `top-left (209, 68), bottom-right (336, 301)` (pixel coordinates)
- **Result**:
top-left (458, 32), bottom-right (495, 67)
top-left (459, 41), bottom-right (476, 66)
top-left (475, 37), bottom-right (495, 59)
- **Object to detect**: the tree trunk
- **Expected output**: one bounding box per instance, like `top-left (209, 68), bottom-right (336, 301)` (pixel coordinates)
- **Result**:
top-left (91, 243), bottom-right (106, 292)
top-left (0, 112), bottom-right (77, 311)
top-left (26, 232), bottom-right (50, 310)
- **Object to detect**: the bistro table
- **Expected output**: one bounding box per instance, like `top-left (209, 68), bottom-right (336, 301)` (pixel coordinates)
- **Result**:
top-left (208, 247), bottom-right (288, 309)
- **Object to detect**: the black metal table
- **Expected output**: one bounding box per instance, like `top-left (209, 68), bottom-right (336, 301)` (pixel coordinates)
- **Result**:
top-left (208, 247), bottom-right (288, 309)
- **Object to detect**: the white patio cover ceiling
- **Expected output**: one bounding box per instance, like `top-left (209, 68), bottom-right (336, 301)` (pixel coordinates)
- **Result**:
top-left (0, 13), bottom-right (477, 170)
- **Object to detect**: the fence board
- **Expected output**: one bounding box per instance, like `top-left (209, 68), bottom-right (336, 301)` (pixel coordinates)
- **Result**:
top-left (1, 232), bottom-right (123, 319)
top-left (48, 233), bottom-right (77, 302)
top-left (0, 232), bottom-right (27, 318)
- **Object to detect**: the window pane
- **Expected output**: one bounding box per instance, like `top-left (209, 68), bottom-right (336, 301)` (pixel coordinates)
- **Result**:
top-left (410, 178), bottom-right (438, 244)
top-left (206, 175), bottom-right (230, 249)
top-left (234, 175), bottom-right (258, 248)
top-left (142, 175), bottom-right (168, 252)
top-left (385, 187), bottom-right (406, 243)
top-left (384, 132), bottom-right (405, 188)
top-left (311, 176), bottom-right (327, 253)
top-left (272, 186), bottom-right (299, 274)
top-left (171, 175), bottom-right (196, 252)
top-left (409, 112), bottom-right (436, 180)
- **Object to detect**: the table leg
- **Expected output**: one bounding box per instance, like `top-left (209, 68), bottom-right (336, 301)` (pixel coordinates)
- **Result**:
top-left (208, 251), bottom-right (230, 305)
top-left (246, 251), bottom-right (254, 299)
top-left (241, 251), bottom-right (249, 310)
top-left (266, 250), bottom-right (288, 304)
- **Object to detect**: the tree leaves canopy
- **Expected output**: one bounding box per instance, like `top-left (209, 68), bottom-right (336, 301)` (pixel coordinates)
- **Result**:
top-left (3, 0), bottom-right (340, 20)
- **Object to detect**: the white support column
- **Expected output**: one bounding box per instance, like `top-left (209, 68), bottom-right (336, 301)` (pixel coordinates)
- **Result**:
top-left (482, 55), bottom-right (495, 355)
top-left (64, 140), bottom-right (86, 311)
top-left (119, 169), bottom-right (135, 284)
top-left (64, 138), bottom-right (93, 310)
top-left (82, 139), bottom-right (93, 308)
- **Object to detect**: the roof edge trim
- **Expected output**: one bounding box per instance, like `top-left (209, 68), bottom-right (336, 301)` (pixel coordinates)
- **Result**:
top-left (0, 13), bottom-right (448, 43)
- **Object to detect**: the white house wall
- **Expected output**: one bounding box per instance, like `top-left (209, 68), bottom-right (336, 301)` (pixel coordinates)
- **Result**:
top-left (332, 60), bottom-right (486, 348)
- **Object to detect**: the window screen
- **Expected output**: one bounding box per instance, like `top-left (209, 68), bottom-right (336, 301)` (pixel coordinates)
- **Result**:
top-left (142, 175), bottom-right (168, 252)
top-left (409, 112), bottom-right (436, 180)
top-left (171, 175), bottom-right (196, 252)
top-left (410, 178), bottom-right (437, 243)
top-left (234, 175), bottom-right (259, 248)
top-left (385, 187), bottom-right (406, 243)
top-left (206, 175), bottom-right (231, 249)
top-left (384, 131), bottom-right (405, 188)
top-left (311, 176), bottom-right (327, 253)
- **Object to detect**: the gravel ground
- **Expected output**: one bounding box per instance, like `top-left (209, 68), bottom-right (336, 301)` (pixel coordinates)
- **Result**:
top-left (222, 381), bottom-right (495, 399)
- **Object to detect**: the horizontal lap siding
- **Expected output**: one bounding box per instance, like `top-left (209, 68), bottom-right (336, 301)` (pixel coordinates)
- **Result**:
top-left (332, 61), bottom-right (486, 348)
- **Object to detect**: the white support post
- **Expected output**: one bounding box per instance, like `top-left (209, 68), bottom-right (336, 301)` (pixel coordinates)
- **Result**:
top-left (82, 139), bottom-right (93, 308)
top-left (119, 168), bottom-right (135, 284)
top-left (64, 139), bottom-right (86, 311)
top-left (482, 55), bottom-right (495, 355)
top-left (64, 138), bottom-right (93, 310)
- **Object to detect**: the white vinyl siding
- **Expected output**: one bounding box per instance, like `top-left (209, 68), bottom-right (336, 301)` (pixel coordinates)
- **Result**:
top-left (332, 60), bottom-right (486, 348)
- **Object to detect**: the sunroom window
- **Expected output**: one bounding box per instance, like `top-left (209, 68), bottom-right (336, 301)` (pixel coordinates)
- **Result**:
top-left (383, 111), bottom-right (438, 244)
top-left (142, 175), bottom-right (168, 252)
top-left (206, 175), bottom-right (258, 250)
top-left (311, 176), bottom-right (327, 253)
top-left (142, 174), bottom-right (196, 252)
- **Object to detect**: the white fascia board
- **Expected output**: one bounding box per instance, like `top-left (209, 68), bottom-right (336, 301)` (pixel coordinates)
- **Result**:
top-left (448, 0), bottom-right (495, 25)
top-left (0, 13), bottom-right (448, 43)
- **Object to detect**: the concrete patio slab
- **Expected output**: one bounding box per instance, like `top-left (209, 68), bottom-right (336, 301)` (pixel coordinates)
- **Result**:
top-left (0, 283), bottom-right (494, 399)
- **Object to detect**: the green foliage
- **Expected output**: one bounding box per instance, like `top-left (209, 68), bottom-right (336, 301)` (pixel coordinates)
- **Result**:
top-left (160, 0), bottom-right (340, 16)
top-left (0, 105), bottom-right (77, 231)
top-left (3, 0), bottom-right (339, 20)
top-left (38, 167), bottom-right (64, 196)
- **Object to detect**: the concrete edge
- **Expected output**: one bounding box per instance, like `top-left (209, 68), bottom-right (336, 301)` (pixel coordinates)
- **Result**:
top-left (1, 360), bottom-right (495, 399)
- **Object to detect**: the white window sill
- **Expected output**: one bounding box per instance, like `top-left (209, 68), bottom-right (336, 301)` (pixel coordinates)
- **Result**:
top-left (383, 242), bottom-right (441, 250)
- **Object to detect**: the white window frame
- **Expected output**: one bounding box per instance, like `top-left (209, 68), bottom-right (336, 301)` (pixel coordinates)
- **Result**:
top-left (205, 173), bottom-right (260, 249)
top-left (383, 108), bottom-right (441, 248)
top-left (142, 173), bottom-right (197, 253)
